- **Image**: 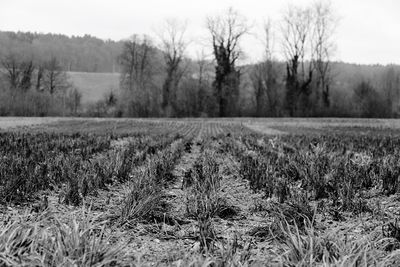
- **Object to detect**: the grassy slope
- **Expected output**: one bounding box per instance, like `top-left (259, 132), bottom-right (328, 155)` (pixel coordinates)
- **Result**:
top-left (68, 72), bottom-right (120, 104)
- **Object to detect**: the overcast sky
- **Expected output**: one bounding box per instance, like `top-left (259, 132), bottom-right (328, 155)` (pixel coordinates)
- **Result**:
top-left (1, 0), bottom-right (399, 65)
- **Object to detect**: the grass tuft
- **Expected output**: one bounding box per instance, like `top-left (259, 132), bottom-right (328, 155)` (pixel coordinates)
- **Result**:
top-left (0, 209), bottom-right (132, 266)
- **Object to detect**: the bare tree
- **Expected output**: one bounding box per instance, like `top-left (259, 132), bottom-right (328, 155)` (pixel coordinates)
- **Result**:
top-left (158, 19), bottom-right (187, 116)
top-left (42, 56), bottom-right (70, 95)
top-left (35, 65), bottom-right (44, 91)
top-left (251, 20), bottom-right (280, 116)
top-left (282, 5), bottom-right (314, 116)
top-left (196, 50), bottom-right (209, 90)
top-left (118, 35), bottom-right (156, 116)
top-left (194, 50), bottom-right (213, 115)
top-left (281, 1), bottom-right (337, 116)
top-left (251, 64), bottom-right (266, 116)
top-left (1, 55), bottom-right (34, 91)
top-left (1, 55), bottom-right (21, 90)
top-left (20, 61), bottom-right (34, 91)
top-left (207, 8), bottom-right (248, 117)
top-left (381, 66), bottom-right (400, 116)
top-left (119, 35), bottom-right (154, 91)
top-left (312, 0), bottom-right (337, 109)
top-left (65, 87), bottom-right (82, 115)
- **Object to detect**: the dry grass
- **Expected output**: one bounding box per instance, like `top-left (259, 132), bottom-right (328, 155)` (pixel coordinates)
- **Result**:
top-left (276, 218), bottom-right (400, 267)
top-left (0, 208), bottom-right (132, 266)
top-left (3, 119), bottom-right (400, 266)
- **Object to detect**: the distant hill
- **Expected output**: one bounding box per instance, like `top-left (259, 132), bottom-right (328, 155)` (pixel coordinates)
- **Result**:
top-left (68, 72), bottom-right (120, 104)
top-left (0, 31), bottom-right (123, 73)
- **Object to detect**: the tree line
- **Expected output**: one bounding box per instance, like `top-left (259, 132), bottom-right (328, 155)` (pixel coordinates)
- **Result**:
top-left (1, 1), bottom-right (400, 118)
top-left (0, 54), bottom-right (81, 116)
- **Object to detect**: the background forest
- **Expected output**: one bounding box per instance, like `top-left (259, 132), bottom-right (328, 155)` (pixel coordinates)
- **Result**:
top-left (0, 2), bottom-right (399, 118)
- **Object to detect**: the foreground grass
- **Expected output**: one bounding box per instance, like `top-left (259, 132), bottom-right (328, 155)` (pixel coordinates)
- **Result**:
top-left (0, 208), bottom-right (132, 266)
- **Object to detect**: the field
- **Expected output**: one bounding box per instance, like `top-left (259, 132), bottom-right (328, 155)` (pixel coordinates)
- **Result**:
top-left (68, 72), bottom-right (120, 104)
top-left (2, 118), bottom-right (400, 266)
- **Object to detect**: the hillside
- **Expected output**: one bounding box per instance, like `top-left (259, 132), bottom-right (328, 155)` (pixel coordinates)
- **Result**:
top-left (0, 31), bottom-right (123, 73)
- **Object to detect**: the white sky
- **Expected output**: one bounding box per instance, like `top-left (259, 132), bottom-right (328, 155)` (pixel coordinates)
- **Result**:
top-left (1, 0), bottom-right (399, 65)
